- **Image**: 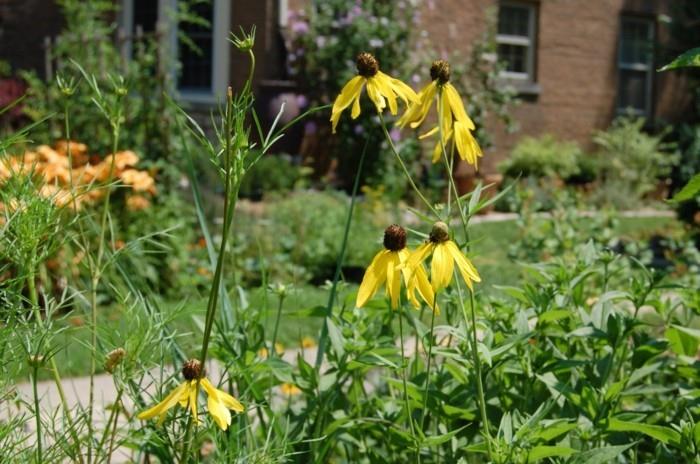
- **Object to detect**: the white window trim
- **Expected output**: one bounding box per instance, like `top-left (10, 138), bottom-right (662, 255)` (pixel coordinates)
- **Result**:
top-left (120, 0), bottom-right (230, 105)
top-left (496, 2), bottom-right (537, 82)
top-left (616, 16), bottom-right (654, 117)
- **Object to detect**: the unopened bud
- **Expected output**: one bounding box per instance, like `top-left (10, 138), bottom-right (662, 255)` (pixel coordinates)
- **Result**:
top-left (429, 221), bottom-right (449, 243)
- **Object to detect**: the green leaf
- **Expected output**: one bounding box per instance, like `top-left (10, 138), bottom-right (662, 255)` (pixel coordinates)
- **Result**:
top-left (569, 443), bottom-right (634, 464)
top-left (538, 310), bottom-right (572, 324)
top-left (527, 445), bottom-right (576, 462)
top-left (670, 173), bottom-right (700, 202)
top-left (607, 418), bottom-right (681, 446)
top-left (666, 326), bottom-right (699, 357)
top-left (423, 425), bottom-right (468, 446)
top-left (659, 47), bottom-right (700, 71)
top-left (288, 305), bottom-right (327, 318)
top-left (326, 318), bottom-right (345, 357)
top-left (532, 421), bottom-right (577, 441)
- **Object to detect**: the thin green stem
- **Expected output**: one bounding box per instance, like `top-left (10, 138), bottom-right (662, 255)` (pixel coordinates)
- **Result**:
top-left (378, 114), bottom-right (440, 219)
top-left (420, 296), bottom-right (438, 430)
top-left (32, 364), bottom-right (42, 464)
top-left (398, 306), bottom-right (419, 461)
top-left (314, 136), bottom-right (369, 369)
top-left (270, 293), bottom-right (285, 356)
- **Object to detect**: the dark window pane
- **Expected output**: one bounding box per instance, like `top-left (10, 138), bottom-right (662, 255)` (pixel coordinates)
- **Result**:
top-left (620, 20), bottom-right (652, 65)
top-left (498, 44), bottom-right (527, 73)
top-left (618, 69), bottom-right (647, 112)
top-left (498, 5), bottom-right (530, 36)
top-left (178, 1), bottom-right (214, 91)
top-left (133, 0), bottom-right (159, 34)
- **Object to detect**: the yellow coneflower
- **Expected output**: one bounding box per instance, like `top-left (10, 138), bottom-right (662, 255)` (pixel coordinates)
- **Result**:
top-left (258, 343), bottom-right (284, 359)
top-left (357, 224), bottom-right (438, 311)
top-left (330, 52), bottom-right (418, 133)
top-left (406, 222), bottom-right (481, 292)
top-left (300, 336), bottom-right (316, 349)
top-left (137, 359), bottom-right (244, 431)
top-left (397, 60), bottom-right (482, 166)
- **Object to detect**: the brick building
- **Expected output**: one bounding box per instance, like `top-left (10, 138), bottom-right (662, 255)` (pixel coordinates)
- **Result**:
top-left (0, 0), bottom-right (692, 173)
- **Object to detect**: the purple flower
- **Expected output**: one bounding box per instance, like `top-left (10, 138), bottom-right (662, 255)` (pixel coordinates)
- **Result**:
top-left (412, 73), bottom-right (421, 84)
top-left (390, 128), bottom-right (401, 142)
top-left (369, 38), bottom-right (384, 48)
top-left (315, 36), bottom-right (327, 48)
top-left (291, 20), bottom-right (309, 35)
top-left (354, 125), bottom-right (365, 135)
top-left (296, 94), bottom-right (308, 108)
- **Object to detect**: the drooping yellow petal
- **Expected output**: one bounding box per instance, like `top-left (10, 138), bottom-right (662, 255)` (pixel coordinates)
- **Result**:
top-left (397, 82), bottom-right (436, 129)
top-left (385, 252), bottom-right (401, 309)
top-left (137, 381), bottom-right (189, 424)
top-left (187, 381), bottom-right (199, 425)
top-left (431, 242), bottom-right (454, 291)
top-left (439, 89), bottom-right (452, 137)
top-left (201, 378), bottom-right (232, 430)
top-left (365, 78), bottom-right (386, 113)
top-left (374, 72), bottom-right (398, 115)
top-left (405, 242), bottom-right (434, 278)
top-left (389, 77), bottom-right (419, 105)
top-left (357, 250), bottom-right (390, 308)
top-left (431, 129), bottom-right (453, 163)
top-left (351, 93), bottom-right (361, 119)
top-left (330, 76), bottom-right (365, 133)
top-left (446, 240), bottom-right (481, 290)
top-left (444, 83), bottom-right (474, 129)
top-left (402, 246), bottom-right (440, 314)
top-left (454, 121), bottom-right (482, 167)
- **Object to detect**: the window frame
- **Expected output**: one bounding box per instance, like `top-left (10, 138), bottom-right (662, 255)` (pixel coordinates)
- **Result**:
top-left (496, 1), bottom-right (538, 83)
top-left (616, 15), bottom-right (655, 117)
top-left (120, 0), bottom-right (230, 105)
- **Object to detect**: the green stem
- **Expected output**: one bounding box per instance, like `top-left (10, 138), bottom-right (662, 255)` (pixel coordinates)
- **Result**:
top-left (435, 90), bottom-right (492, 456)
top-left (378, 114), bottom-right (440, 219)
top-left (314, 136), bottom-right (369, 369)
top-left (398, 306), bottom-right (419, 460)
top-left (32, 364), bottom-right (42, 464)
top-left (420, 295), bottom-right (438, 430)
top-left (270, 293), bottom-right (285, 356)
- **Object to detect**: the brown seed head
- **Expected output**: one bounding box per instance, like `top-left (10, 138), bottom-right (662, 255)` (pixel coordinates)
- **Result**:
top-left (104, 347), bottom-right (126, 374)
top-left (182, 359), bottom-right (204, 380)
top-left (429, 221), bottom-right (450, 243)
top-left (356, 52), bottom-right (379, 77)
top-left (383, 224), bottom-right (407, 251)
top-left (430, 60), bottom-right (451, 84)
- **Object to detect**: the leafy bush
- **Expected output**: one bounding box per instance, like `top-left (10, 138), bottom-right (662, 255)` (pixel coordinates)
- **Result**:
top-left (238, 154), bottom-right (310, 199)
top-left (499, 134), bottom-right (585, 180)
top-left (592, 117), bottom-right (676, 209)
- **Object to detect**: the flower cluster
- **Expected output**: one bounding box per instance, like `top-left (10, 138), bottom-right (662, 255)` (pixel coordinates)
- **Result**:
top-left (357, 223), bottom-right (480, 310)
top-left (331, 53), bottom-right (482, 166)
top-left (0, 140), bottom-right (156, 211)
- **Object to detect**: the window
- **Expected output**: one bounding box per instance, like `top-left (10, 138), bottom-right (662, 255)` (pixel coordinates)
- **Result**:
top-left (497, 2), bottom-right (537, 82)
top-left (617, 17), bottom-right (654, 116)
top-left (120, 0), bottom-right (230, 104)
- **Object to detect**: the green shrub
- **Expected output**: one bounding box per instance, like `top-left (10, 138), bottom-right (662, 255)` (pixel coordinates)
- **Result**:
top-left (499, 134), bottom-right (585, 180)
top-left (592, 117), bottom-right (676, 209)
top-left (238, 154), bottom-right (310, 199)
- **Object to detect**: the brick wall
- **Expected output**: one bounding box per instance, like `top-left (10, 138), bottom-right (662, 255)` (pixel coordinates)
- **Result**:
top-left (284, 0), bottom-right (689, 174)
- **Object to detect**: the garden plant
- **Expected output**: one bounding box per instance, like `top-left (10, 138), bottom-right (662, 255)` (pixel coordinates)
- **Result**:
top-left (1, 17), bottom-right (700, 464)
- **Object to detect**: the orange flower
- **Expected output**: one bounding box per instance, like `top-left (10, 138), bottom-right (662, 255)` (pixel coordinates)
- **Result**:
top-left (126, 194), bottom-right (151, 211)
top-left (120, 169), bottom-right (156, 194)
